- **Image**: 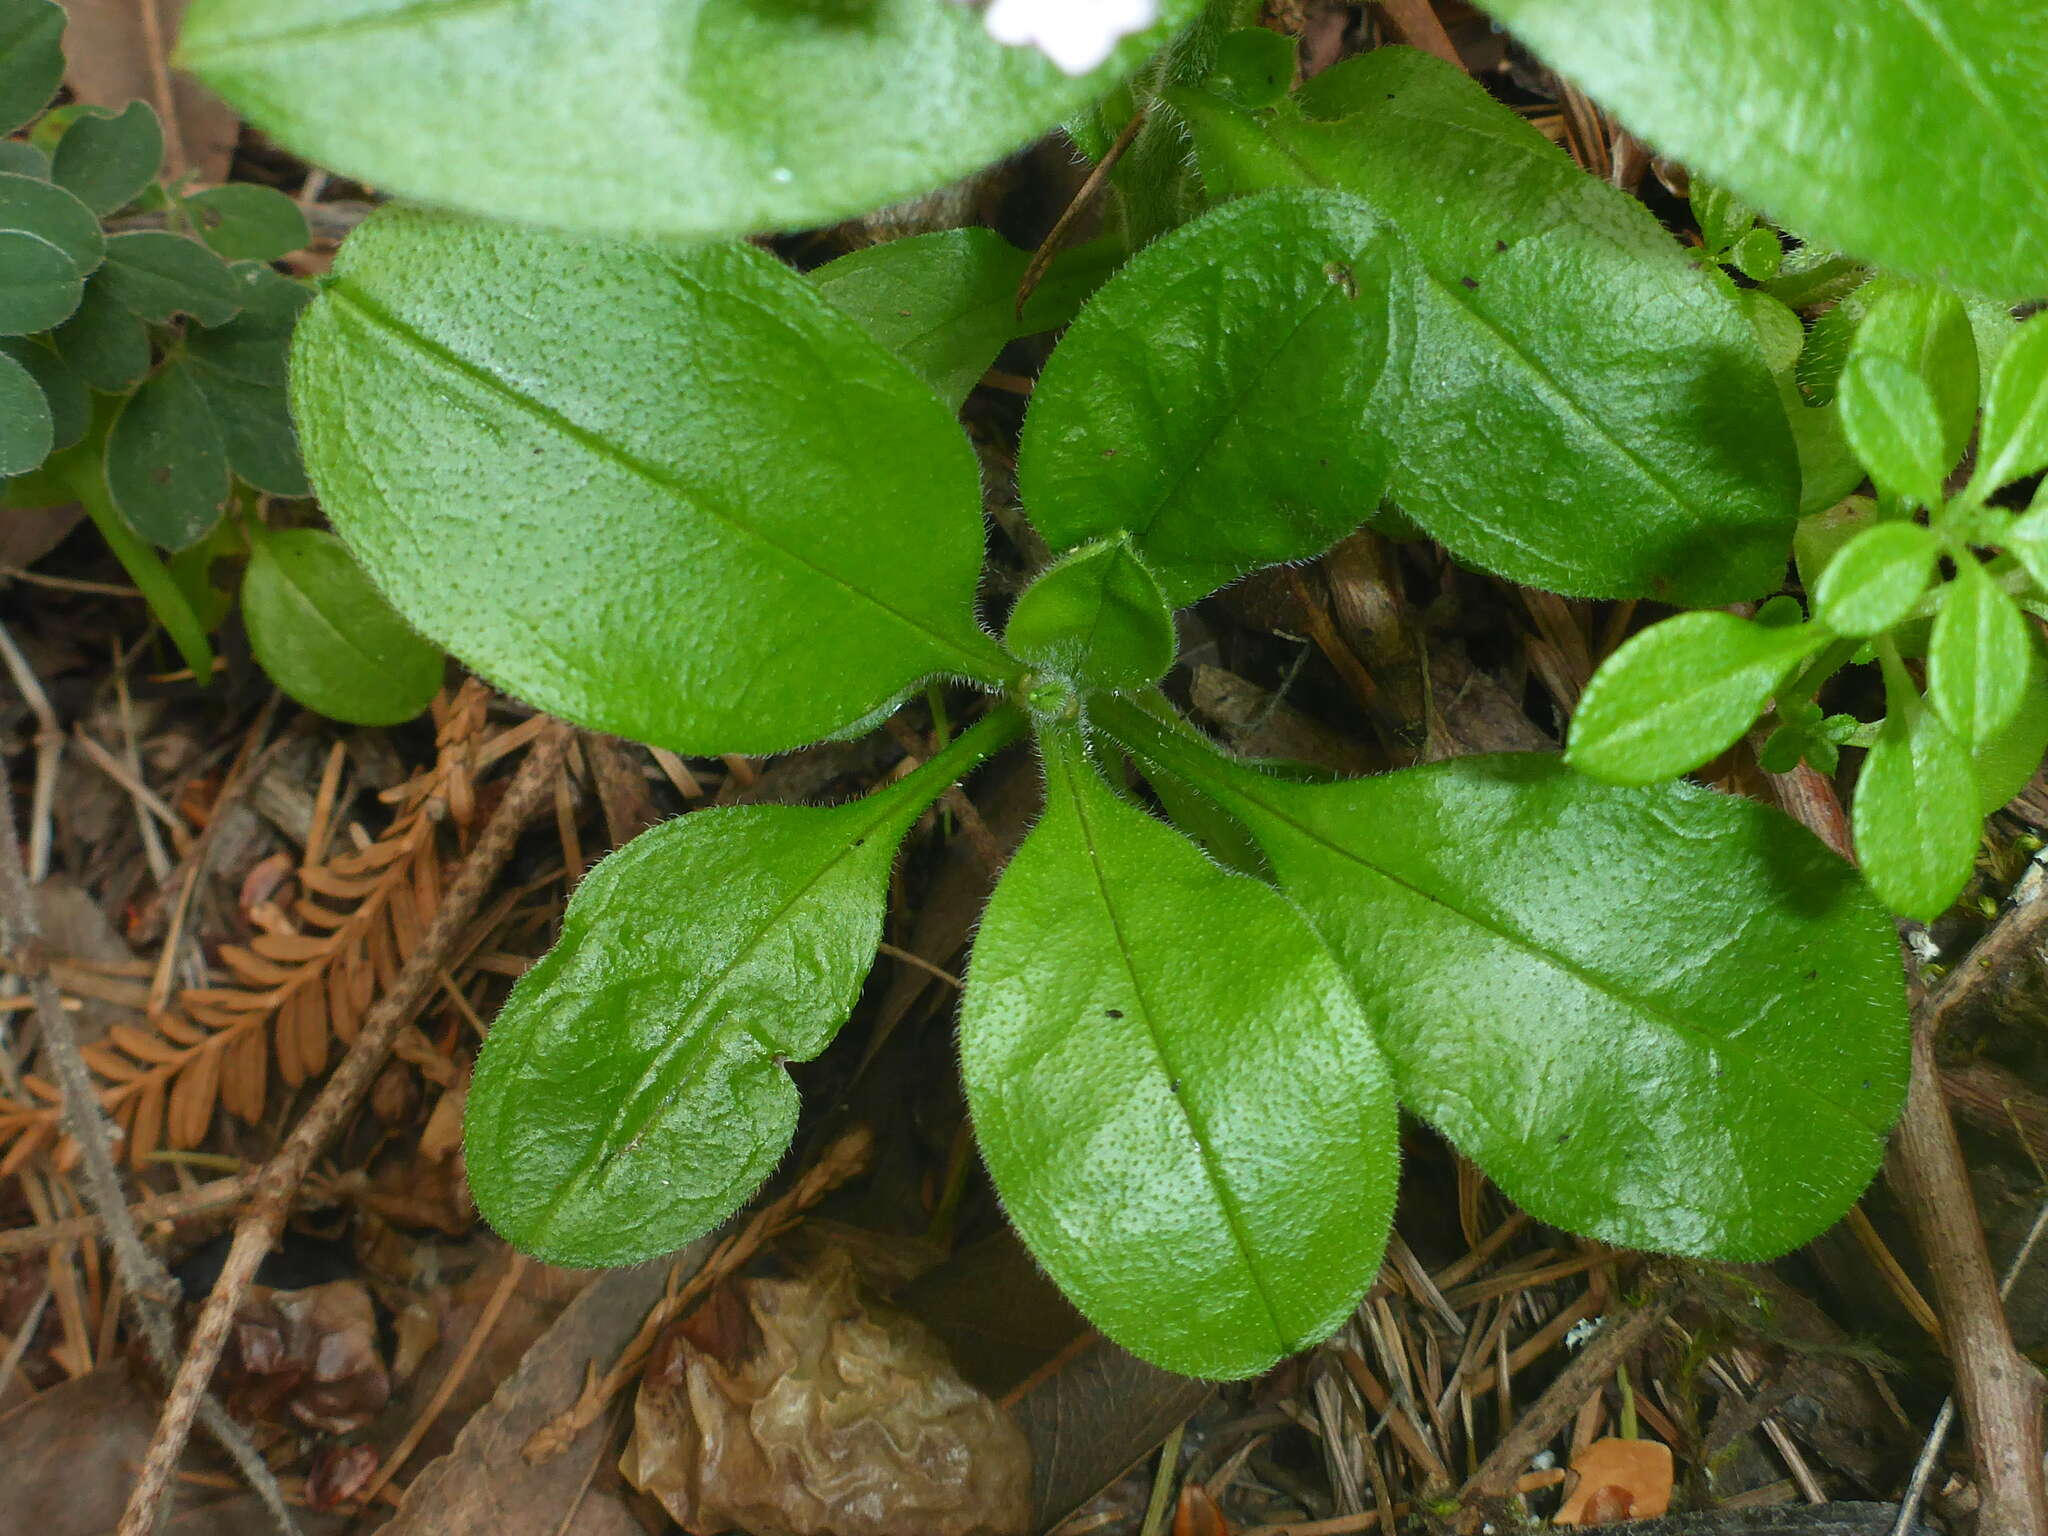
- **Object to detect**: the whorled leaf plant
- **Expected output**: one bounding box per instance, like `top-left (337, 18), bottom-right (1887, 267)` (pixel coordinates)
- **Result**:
top-left (286, 60), bottom-right (1911, 1369)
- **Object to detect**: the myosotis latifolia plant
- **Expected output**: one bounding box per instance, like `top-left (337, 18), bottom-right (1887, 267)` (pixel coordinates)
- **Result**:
top-left (159, 0), bottom-right (2048, 1377)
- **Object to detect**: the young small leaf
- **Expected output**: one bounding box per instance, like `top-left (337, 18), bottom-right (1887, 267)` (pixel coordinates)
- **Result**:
top-left (1973, 311), bottom-right (2048, 496)
top-left (1105, 702), bottom-right (1907, 1261)
top-left (1928, 557), bottom-right (2031, 749)
top-left (0, 346), bottom-right (52, 475)
top-left (1728, 227), bottom-right (1782, 282)
top-left (1477, 0), bottom-right (2048, 300)
top-left (0, 0), bottom-right (64, 135)
top-left (1567, 612), bottom-right (1823, 785)
top-left (1004, 538), bottom-right (1177, 693)
top-left (291, 207), bottom-right (1016, 756)
top-left (1853, 700), bottom-right (1979, 922)
top-left (468, 712), bottom-right (1023, 1267)
top-left (1811, 521), bottom-right (1940, 637)
top-left (1848, 280), bottom-right (1977, 473)
top-left (181, 182), bottom-right (310, 262)
top-left (105, 359), bottom-right (230, 548)
top-left (178, 0), bottom-right (1199, 241)
top-left (1690, 176), bottom-right (1755, 257)
top-left (1836, 353), bottom-right (1948, 508)
top-left (241, 528), bottom-right (441, 724)
top-left (1174, 49), bottom-right (1799, 604)
top-left (1021, 188), bottom-right (1394, 606)
top-left (961, 729), bottom-right (1397, 1378)
top-left (48, 274), bottom-right (150, 389)
top-left (95, 230), bottom-right (241, 326)
top-left (50, 101), bottom-right (164, 215)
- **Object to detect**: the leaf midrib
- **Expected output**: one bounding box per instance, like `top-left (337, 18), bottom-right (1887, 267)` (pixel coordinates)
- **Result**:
top-left (326, 279), bottom-right (1006, 682)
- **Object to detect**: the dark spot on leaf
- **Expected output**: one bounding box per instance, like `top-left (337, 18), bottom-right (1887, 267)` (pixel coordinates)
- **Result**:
top-left (1556, 1130), bottom-right (1572, 1144)
top-left (1862, 1079), bottom-right (1871, 1090)
top-left (1805, 969), bottom-right (1817, 981)
top-left (1459, 275), bottom-right (1479, 290)
top-left (1105, 1008), bottom-right (1123, 1018)
top-left (152, 467), bottom-right (171, 485)
top-left (1170, 1079), bottom-right (1182, 1094)
top-left (1494, 239), bottom-right (1507, 253)
top-left (851, 837), bottom-right (866, 847)
top-left (1101, 447), bottom-right (1117, 458)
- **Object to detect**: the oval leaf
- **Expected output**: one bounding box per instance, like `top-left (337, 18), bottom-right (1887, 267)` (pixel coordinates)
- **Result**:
top-left (961, 729), bottom-right (1398, 1378)
top-left (1568, 611), bottom-right (1823, 784)
top-left (178, 0), bottom-right (1198, 240)
top-left (468, 714), bottom-right (1021, 1266)
top-left (1973, 635), bottom-right (2048, 814)
top-left (0, 228), bottom-right (77, 335)
top-left (0, 346), bottom-right (51, 475)
top-left (1836, 352), bottom-right (1949, 508)
top-left (291, 206), bottom-right (1014, 756)
top-left (1479, 0), bottom-right (2048, 300)
top-left (1974, 311), bottom-right (2048, 496)
top-left (1929, 557), bottom-right (2031, 749)
top-left (0, 168), bottom-right (102, 276)
top-left (106, 359), bottom-right (230, 549)
top-left (1020, 189), bottom-right (1394, 607)
top-left (95, 230), bottom-right (241, 326)
top-left (1853, 700), bottom-right (1979, 922)
top-left (1004, 538), bottom-right (1177, 693)
top-left (241, 528), bottom-right (442, 726)
top-left (1174, 49), bottom-right (1799, 605)
top-left (1812, 520), bottom-right (1940, 637)
top-left (50, 274), bottom-right (150, 389)
top-left (1848, 279), bottom-right (1977, 475)
top-left (50, 101), bottom-right (164, 216)
top-left (0, 0), bottom-right (65, 135)
top-left (181, 182), bottom-right (310, 262)
top-left (1104, 702), bottom-right (1908, 1260)
top-left (1, 335), bottom-right (85, 453)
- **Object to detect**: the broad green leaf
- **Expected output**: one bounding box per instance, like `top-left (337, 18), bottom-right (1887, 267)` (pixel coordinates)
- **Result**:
top-left (49, 275), bottom-right (149, 390)
top-left (1812, 520), bottom-right (1940, 637)
top-left (105, 360), bottom-right (230, 548)
top-left (1848, 280), bottom-right (1977, 474)
top-left (1004, 537), bottom-right (1176, 693)
top-left (1973, 637), bottom-right (2048, 814)
top-left (50, 102), bottom-right (163, 215)
top-left (0, 229), bottom-right (76, 334)
top-left (1854, 698), bottom-right (1979, 922)
top-left (961, 727), bottom-right (1397, 1378)
top-left (0, 0), bottom-right (64, 134)
top-left (0, 347), bottom-right (50, 475)
top-left (1478, 0), bottom-right (2048, 301)
top-left (1974, 311), bottom-right (2048, 496)
top-left (181, 182), bottom-right (310, 262)
top-left (1929, 557), bottom-right (2031, 749)
top-left (1174, 50), bottom-right (1798, 604)
top-left (468, 709), bottom-right (1024, 1266)
top-left (811, 230), bottom-right (1109, 411)
top-left (178, 0), bottom-right (1199, 241)
top-left (95, 231), bottom-right (241, 326)
top-left (1205, 27), bottom-right (1296, 110)
top-left (241, 528), bottom-right (441, 725)
top-left (1837, 353), bottom-right (1949, 509)
top-left (1105, 698), bottom-right (1907, 1260)
top-left (292, 207), bottom-right (1016, 756)
top-left (1, 335), bottom-right (85, 452)
top-left (1020, 189), bottom-right (1394, 606)
top-left (1567, 612), bottom-right (1823, 784)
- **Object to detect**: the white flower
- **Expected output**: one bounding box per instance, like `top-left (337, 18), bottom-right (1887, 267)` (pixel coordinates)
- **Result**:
top-left (973, 0), bottom-right (1160, 76)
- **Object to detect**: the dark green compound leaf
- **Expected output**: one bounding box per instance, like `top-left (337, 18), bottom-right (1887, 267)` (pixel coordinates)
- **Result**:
top-left (186, 261), bottom-right (310, 386)
top-left (0, 140), bottom-right (48, 177)
top-left (0, 346), bottom-right (51, 475)
top-left (95, 230), bottom-right (242, 326)
top-left (0, 0), bottom-right (64, 134)
top-left (0, 170), bottom-right (103, 274)
top-left (178, 0), bottom-right (1200, 241)
top-left (181, 182), bottom-right (310, 262)
top-left (0, 335), bottom-right (84, 452)
top-left (468, 709), bottom-right (1026, 1267)
top-left (292, 207), bottom-right (1016, 756)
top-left (105, 359), bottom-right (231, 548)
top-left (961, 726), bottom-right (1397, 1379)
top-left (1175, 49), bottom-right (1799, 605)
top-left (1102, 697), bottom-right (1908, 1260)
top-left (1479, 0), bottom-right (2048, 301)
top-left (48, 274), bottom-right (151, 391)
top-left (810, 230), bottom-right (1111, 412)
top-left (1020, 189), bottom-right (1394, 607)
top-left (184, 263), bottom-right (310, 493)
top-left (186, 361), bottom-right (304, 496)
top-left (240, 527), bottom-right (441, 725)
top-left (0, 229), bottom-right (77, 334)
top-left (1567, 612), bottom-right (1825, 785)
top-left (50, 101), bottom-right (164, 216)
top-left (1812, 520), bottom-right (1941, 637)
top-left (1973, 311), bottom-right (2048, 497)
top-left (1854, 694), bottom-right (1980, 922)
top-left (1928, 556), bottom-right (2032, 751)
top-left (1847, 279), bottom-right (1978, 475)
top-left (1004, 538), bottom-right (1177, 694)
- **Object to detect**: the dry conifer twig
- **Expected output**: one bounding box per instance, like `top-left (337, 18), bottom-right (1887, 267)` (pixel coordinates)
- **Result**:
top-left (0, 747), bottom-right (297, 1536)
top-left (117, 717), bottom-right (574, 1536)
